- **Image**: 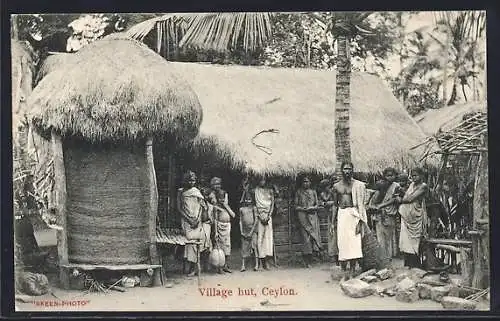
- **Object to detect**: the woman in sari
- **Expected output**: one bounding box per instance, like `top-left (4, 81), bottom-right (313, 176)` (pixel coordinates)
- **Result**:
top-left (295, 175), bottom-right (322, 268)
top-left (396, 167), bottom-right (429, 269)
top-left (254, 176), bottom-right (275, 270)
top-left (177, 171), bottom-right (211, 277)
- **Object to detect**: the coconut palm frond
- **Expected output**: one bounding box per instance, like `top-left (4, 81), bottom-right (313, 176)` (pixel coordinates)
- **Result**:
top-left (179, 12), bottom-right (272, 51)
top-left (125, 13), bottom-right (190, 49)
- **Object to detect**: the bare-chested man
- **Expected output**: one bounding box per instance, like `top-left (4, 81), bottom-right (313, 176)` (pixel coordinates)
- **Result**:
top-left (332, 161), bottom-right (368, 280)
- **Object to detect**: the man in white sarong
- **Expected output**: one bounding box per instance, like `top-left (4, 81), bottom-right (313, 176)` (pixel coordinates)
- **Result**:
top-left (177, 171), bottom-right (211, 277)
top-left (209, 177), bottom-right (236, 274)
top-left (333, 161), bottom-right (368, 280)
top-left (254, 177), bottom-right (275, 270)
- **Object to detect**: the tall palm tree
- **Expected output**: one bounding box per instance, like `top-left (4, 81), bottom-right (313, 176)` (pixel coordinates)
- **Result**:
top-left (126, 12), bottom-right (376, 172)
top-left (432, 11), bottom-right (486, 105)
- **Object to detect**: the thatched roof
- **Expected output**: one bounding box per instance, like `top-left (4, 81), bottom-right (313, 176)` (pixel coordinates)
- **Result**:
top-left (28, 34), bottom-right (202, 142)
top-left (36, 51), bottom-right (432, 175)
top-left (168, 62), bottom-right (430, 175)
top-left (414, 101), bottom-right (487, 136)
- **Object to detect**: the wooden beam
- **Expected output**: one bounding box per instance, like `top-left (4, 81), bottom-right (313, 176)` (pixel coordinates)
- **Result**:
top-left (51, 130), bottom-right (69, 289)
top-left (146, 137), bottom-right (160, 265)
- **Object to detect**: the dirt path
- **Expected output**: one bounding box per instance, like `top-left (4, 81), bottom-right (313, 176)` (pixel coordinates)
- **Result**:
top-left (17, 262), bottom-right (488, 312)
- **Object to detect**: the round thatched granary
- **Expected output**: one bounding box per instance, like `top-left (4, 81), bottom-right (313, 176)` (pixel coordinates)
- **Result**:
top-left (28, 34), bottom-right (202, 267)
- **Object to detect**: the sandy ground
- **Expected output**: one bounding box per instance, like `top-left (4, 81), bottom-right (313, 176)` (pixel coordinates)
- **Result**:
top-left (16, 259), bottom-right (490, 312)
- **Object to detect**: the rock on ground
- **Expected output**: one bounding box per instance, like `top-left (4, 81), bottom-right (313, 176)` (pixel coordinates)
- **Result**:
top-left (396, 288), bottom-right (419, 303)
top-left (416, 283), bottom-right (433, 299)
top-left (421, 275), bottom-right (447, 287)
top-left (362, 275), bottom-right (378, 283)
top-left (410, 268), bottom-right (427, 279)
top-left (396, 277), bottom-right (416, 291)
top-left (396, 273), bottom-right (410, 282)
top-left (395, 277), bottom-right (419, 303)
top-left (375, 268), bottom-right (394, 281)
top-left (355, 269), bottom-right (377, 280)
top-left (441, 296), bottom-right (477, 310)
top-left (431, 286), bottom-right (451, 302)
top-left (370, 284), bottom-right (385, 297)
top-left (340, 279), bottom-right (375, 298)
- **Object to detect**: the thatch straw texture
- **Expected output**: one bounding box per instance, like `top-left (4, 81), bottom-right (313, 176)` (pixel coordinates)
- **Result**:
top-left (168, 62), bottom-right (430, 175)
top-left (414, 101), bottom-right (487, 136)
top-left (36, 51), bottom-right (432, 175)
top-left (35, 53), bottom-right (73, 85)
top-left (28, 34), bottom-right (202, 142)
top-left (64, 139), bottom-right (150, 264)
top-left (12, 40), bottom-right (37, 128)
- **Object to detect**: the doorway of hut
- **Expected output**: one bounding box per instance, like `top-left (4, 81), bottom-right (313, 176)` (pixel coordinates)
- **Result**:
top-left (153, 144), bottom-right (246, 251)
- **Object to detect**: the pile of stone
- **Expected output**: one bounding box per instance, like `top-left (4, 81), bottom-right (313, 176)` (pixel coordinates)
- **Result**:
top-left (334, 266), bottom-right (481, 310)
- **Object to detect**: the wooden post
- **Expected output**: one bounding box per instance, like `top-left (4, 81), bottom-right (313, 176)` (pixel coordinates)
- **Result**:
top-left (471, 135), bottom-right (489, 288)
top-left (167, 153), bottom-right (176, 225)
top-left (287, 181), bottom-right (293, 263)
top-left (51, 131), bottom-right (69, 289)
top-left (146, 138), bottom-right (160, 267)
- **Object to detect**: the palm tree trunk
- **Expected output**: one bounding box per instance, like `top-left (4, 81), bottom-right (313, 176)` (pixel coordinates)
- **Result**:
top-left (448, 82), bottom-right (458, 106)
top-left (335, 35), bottom-right (352, 172)
top-left (442, 27), bottom-right (450, 107)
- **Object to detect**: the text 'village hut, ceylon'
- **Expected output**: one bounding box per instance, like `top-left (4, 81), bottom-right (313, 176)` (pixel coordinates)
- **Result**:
top-left (27, 35), bottom-right (202, 287)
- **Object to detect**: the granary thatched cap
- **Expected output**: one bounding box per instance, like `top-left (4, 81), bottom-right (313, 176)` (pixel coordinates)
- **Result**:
top-left (28, 34), bottom-right (203, 143)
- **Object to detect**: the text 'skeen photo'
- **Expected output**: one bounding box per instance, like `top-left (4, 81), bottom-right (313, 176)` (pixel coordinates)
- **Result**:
top-left (11, 11), bottom-right (489, 312)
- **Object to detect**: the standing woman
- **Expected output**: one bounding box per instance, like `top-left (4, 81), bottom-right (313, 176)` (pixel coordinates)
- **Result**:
top-left (318, 179), bottom-right (338, 265)
top-left (254, 176), bottom-right (275, 270)
top-left (396, 167), bottom-right (429, 269)
top-left (295, 175), bottom-right (322, 268)
top-left (177, 170), bottom-right (208, 277)
top-left (209, 177), bottom-right (236, 274)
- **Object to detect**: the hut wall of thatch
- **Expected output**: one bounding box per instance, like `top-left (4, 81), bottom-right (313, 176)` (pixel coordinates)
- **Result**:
top-left (27, 35), bottom-right (202, 282)
top-left (64, 138), bottom-right (150, 264)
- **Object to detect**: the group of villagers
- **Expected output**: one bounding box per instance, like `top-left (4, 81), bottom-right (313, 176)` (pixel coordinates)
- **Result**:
top-left (177, 171), bottom-right (276, 276)
top-left (177, 162), bottom-right (430, 280)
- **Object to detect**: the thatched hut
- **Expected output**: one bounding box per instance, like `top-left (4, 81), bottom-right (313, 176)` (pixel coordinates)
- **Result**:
top-left (159, 62), bottom-right (431, 260)
top-left (415, 103), bottom-right (488, 289)
top-left (414, 101), bottom-right (487, 136)
top-left (35, 55), bottom-right (433, 264)
top-left (27, 35), bottom-right (202, 285)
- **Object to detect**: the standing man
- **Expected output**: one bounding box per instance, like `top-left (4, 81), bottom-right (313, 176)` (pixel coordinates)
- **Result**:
top-left (333, 161), bottom-right (368, 280)
top-left (209, 177), bottom-right (236, 274)
top-left (371, 168), bottom-right (400, 266)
